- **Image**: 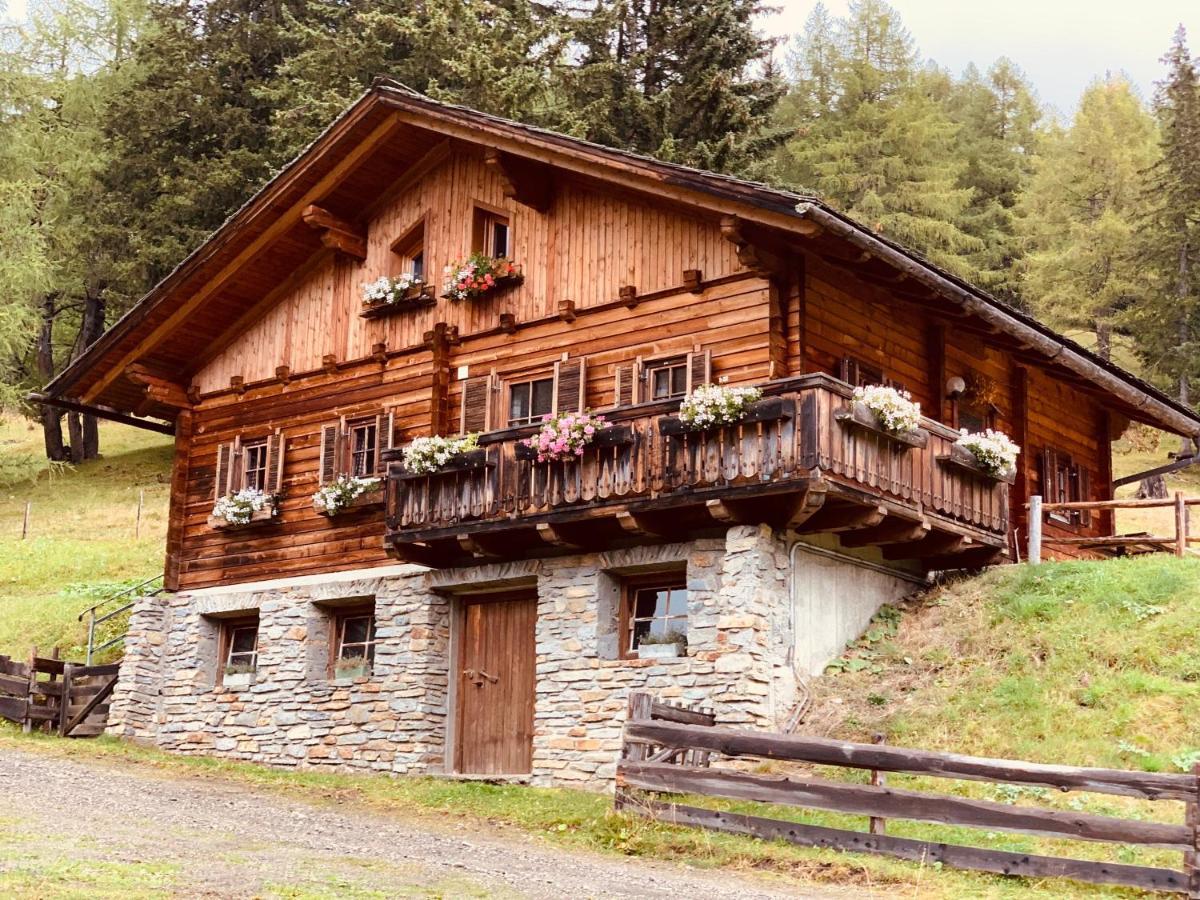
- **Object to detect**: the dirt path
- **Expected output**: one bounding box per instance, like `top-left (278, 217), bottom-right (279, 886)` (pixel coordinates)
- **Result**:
top-left (0, 747), bottom-right (859, 899)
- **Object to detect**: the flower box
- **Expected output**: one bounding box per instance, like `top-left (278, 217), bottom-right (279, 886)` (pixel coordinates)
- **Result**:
top-left (333, 663), bottom-right (371, 682)
top-left (398, 447), bottom-right (490, 478)
top-left (222, 671), bottom-right (254, 689)
top-left (637, 642), bottom-right (686, 660)
top-left (515, 424), bottom-right (633, 460)
top-left (938, 443), bottom-right (1016, 484)
top-left (441, 256), bottom-right (524, 301)
top-left (835, 401), bottom-right (929, 449)
top-left (312, 482), bottom-right (384, 516)
top-left (658, 397), bottom-right (789, 437)
top-left (359, 286), bottom-right (436, 319)
top-left (207, 504), bottom-right (278, 531)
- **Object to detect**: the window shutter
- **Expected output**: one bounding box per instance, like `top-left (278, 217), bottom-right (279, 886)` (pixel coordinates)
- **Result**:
top-left (553, 357), bottom-right (587, 414)
top-left (1039, 447), bottom-right (1057, 510)
top-left (319, 422), bottom-right (340, 485)
top-left (460, 373), bottom-right (494, 434)
top-left (376, 410), bottom-right (395, 475)
top-left (214, 442), bottom-right (232, 499)
top-left (685, 349), bottom-right (712, 393)
top-left (614, 357), bottom-right (642, 406)
top-left (228, 435), bottom-right (243, 492)
top-left (1075, 465), bottom-right (1092, 527)
top-left (372, 412), bottom-right (386, 474)
top-left (266, 428), bottom-right (286, 495)
top-left (839, 356), bottom-right (857, 385)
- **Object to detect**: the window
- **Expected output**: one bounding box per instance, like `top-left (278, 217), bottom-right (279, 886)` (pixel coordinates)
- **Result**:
top-left (391, 220), bottom-right (425, 281)
top-left (839, 356), bottom-right (885, 388)
top-left (331, 605), bottom-right (376, 679)
top-left (474, 207), bottom-right (510, 258)
top-left (219, 615), bottom-right (259, 682)
top-left (241, 440), bottom-right (268, 492)
top-left (508, 376), bottom-right (555, 426)
top-left (646, 357), bottom-right (689, 401)
top-left (1041, 447), bottom-right (1092, 528)
top-left (348, 418), bottom-right (378, 477)
top-left (620, 575), bottom-right (688, 657)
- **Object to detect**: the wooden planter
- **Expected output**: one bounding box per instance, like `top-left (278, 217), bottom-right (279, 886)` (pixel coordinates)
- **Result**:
top-left (834, 401), bottom-right (929, 450)
top-left (659, 396), bottom-right (791, 437)
top-left (938, 443), bottom-right (1016, 484)
top-left (397, 447), bottom-right (491, 479)
top-left (637, 642), bottom-right (686, 660)
top-left (440, 271), bottom-right (524, 301)
top-left (514, 425), bottom-right (634, 461)
top-left (207, 505), bottom-right (278, 531)
top-left (359, 285), bottom-right (436, 319)
top-left (312, 484), bottom-right (384, 517)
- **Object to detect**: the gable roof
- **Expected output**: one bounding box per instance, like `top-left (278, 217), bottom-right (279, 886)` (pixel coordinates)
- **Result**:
top-left (38, 78), bottom-right (1200, 438)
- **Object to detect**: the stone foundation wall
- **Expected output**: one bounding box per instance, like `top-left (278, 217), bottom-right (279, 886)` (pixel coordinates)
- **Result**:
top-left (110, 529), bottom-right (911, 786)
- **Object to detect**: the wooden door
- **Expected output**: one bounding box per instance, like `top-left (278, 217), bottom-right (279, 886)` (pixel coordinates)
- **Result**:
top-left (455, 593), bottom-right (536, 775)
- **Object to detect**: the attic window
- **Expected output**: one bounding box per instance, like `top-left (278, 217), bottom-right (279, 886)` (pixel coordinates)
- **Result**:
top-left (473, 207), bottom-right (510, 259)
top-left (391, 220), bottom-right (425, 281)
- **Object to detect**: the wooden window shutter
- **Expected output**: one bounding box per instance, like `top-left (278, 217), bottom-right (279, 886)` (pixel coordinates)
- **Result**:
top-left (372, 412), bottom-right (387, 474)
top-left (553, 357), bottom-right (587, 414)
top-left (318, 422), bottom-right (341, 485)
top-left (839, 356), bottom-right (857, 385)
top-left (685, 349), bottom-right (712, 393)
top-left (266, 428), bottom-right (286, 495)
top-left (214, 442), bottom-right (233, 499)
top-left (227, 435), bottom-right (243, 492)
top-left (460, 373), bottom-right (495, 434)
top-left (614, 357), bottom-right (642, 406)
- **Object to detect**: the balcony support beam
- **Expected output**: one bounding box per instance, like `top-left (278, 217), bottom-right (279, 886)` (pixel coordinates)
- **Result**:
top-left (883, 532), bottom-right (969, 561)
top-left (793, 503), bottom-right (887, 534)
top-left (839, 516), bottom-right (931, 549)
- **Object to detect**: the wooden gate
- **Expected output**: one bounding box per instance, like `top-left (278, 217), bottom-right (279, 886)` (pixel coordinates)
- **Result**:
top-left (0, 651), bottom-right (118, 738)
top-left (455, 593), bottom-right (536, 775)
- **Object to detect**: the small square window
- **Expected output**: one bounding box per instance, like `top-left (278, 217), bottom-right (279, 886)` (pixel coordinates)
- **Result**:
top-left (331, 605), bottom-right (376, 680)
top-left (474, 208), bottom-right (511, 259)
top-left (620, 575), bottom-right (688, 658)
top-left (242, 441), bottom-right (268, 492)
top-left (218, 614), bottom-right (259, 683)
top-left (508, 376), bottom-right (554, 426)
top-left (646, 358), bottom-right (689, 401)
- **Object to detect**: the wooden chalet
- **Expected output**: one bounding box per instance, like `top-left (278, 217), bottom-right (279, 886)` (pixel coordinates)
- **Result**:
top-left (37, 80), bottom-right (1200, 782)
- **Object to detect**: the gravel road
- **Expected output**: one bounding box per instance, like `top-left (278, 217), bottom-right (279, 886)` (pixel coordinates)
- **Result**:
top-left (0, 746), bottom-right (859, 899)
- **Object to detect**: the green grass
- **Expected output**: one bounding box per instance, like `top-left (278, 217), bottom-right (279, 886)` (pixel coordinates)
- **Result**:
top-left (0, 415), bottom-right (171, 659)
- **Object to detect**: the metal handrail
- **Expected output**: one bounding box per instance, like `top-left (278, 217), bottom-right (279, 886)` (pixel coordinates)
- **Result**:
top-left (79, 574), bottom-right (164, 664)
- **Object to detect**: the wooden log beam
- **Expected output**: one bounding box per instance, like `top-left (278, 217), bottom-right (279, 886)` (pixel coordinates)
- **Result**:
top-left (883, 532), bottom-right (968, 561)
top-left (924, 546), bottom-right (1008, 570)
top-left (483, 147), bottom-right (552, 211)
top-left (793, 503), bottom-right (887, 534)
top-left (27, 392), bottom-right (176, 436)
top-left (720, 215), bottom-right (789, 278)
top-left (619, 762), bottom-right (1192, 849)
top-left (301, 204), bottom-right (367, 260)
top-left (839, 516), bottom-right (931, 548)
top-left (636, 800), bottom-right (1187, 896)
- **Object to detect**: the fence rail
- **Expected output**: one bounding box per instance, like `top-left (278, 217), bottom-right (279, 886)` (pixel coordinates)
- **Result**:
top-left (1027, 493), bottom-right (1196, 563)
top-left (0, 649), bottom-right (118, 738)
top-left (615, 692), bottom-right (1200, 896)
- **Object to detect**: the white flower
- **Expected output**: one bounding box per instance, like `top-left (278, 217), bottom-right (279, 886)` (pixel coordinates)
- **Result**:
top-left (678, 384), bottom-right (763, 430)
top-left (852, 384), bottom-right (922, 434)
top-left (956, 428), bottom-right (1020, 478)
top-left (312, 475), bottom-right (381, 514)
top-left (402, 433), bottom-right (480, 475)
top-left (361, 273), bottom-right (422, 306)
top-left (212, 487), bottom-right (275, 526)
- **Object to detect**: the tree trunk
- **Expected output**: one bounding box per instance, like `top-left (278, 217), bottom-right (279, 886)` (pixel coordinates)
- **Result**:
top-left (76, 287), bottom-right (107, 461)
top-left (1178, 239), bottom-right (1193, 457)
top-left (67, 412), bottom-right (85, 464)
top-left (1136, 474), bottom-right (1168, 499)
top-left (35, 294), bottom-right (67, 462)
top-left (1095, 319), bottom-right (1111, 362)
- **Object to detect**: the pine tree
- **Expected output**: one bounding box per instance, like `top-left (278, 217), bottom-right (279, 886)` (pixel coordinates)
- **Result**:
top-left (1128, 26), bottom-right (1200, 415)
top-left (1020, 76), bottom-right (1158, 360)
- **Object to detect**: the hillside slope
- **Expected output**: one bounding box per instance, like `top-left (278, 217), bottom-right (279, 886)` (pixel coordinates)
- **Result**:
top-left (0, 417), bottom-right (171, 659)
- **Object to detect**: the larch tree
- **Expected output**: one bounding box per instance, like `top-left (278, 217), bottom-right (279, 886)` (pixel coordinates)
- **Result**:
top-left (1020, 76), bottom-right (1158, 362)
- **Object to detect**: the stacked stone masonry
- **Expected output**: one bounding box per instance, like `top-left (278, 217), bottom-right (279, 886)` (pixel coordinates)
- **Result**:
top-left (108, 526), bottom-right (915, 786)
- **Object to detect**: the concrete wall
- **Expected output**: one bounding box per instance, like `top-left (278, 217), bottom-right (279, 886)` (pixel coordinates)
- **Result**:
top-left (108, 528), bottom-right (919, 786)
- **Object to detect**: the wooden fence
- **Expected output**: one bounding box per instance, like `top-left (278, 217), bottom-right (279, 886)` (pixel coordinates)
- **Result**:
top-left (1027, 493), bottom-right (1198, 562)
top-left (615, 692), bottom-right (1200, 896)
top-left (0, 650), bottom-right (119, 738)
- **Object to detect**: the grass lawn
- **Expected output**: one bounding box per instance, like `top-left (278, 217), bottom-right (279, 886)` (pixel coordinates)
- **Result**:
top-left (0, 416), bottom-right (171, 660)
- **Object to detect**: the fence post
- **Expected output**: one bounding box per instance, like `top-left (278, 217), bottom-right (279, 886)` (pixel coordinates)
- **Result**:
top-left (22, 646), bottom-right (36, 733)
top-left (1187, 762), bottom-right (1200, 900)
top-left (869, 733), bottom-right (887, 836)
top-left (615, 692), bottom-right (653, 812)
top-left (135, 489), bottom-right (144, 539)
top-left (1028, 495), bottom-right (1042, 565)
top-left (1177, 492), bottom-right (1188, 559)
top-left (21, 502), bottom-right (30, 539)
top-left (58, 663), bottom-right (74, 737)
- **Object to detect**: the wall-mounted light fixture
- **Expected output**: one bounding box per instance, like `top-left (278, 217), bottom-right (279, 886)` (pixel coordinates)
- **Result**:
top-left (946, 376), bottom-right (966, 399)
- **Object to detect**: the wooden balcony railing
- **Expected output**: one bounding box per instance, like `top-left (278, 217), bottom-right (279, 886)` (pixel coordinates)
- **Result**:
top-left (384, 374), bottom-right (1010, 568)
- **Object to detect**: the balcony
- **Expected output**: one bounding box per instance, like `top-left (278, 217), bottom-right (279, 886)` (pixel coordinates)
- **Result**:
top-left (383, 374), bottom-right (1010, 569)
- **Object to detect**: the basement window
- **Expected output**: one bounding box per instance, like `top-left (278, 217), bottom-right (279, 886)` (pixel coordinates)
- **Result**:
top-left (331, 603), bottom-right (376, 681)
top-left (218, 615), bottom-right (259, 685)
top-left (619, 574), bottom-right (688, 659)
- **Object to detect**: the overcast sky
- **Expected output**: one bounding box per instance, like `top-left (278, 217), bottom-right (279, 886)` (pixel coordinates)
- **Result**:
top-left (764, 0), bottom-right (1199, 116)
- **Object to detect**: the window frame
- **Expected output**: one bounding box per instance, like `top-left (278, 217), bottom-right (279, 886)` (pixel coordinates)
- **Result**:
top-left (328, 603), bottom-right (377, 680)
top-left (217, 614), bottom-right (260, 684)
top-left (473, 206), bottom-right (511, 259)
top-left (346, 417), bottom-right (379, 478)
top-left (839, 355), bottom-right (886, 389)
top-left (507, 374), bottom-right (555, 427)
top-left (241, 439), bottom-right (269, 492)
top-left (618, 572), bottom-right (688, 660)
top-left (1042, 446), bottom-right (1090, 527)
top-left (390, 218), bottom-right (426, 281)
top-left (644, 356), bottom-right (690, 401)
